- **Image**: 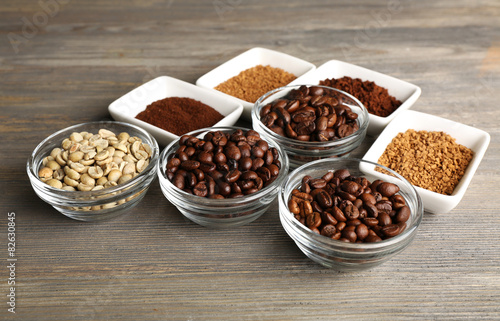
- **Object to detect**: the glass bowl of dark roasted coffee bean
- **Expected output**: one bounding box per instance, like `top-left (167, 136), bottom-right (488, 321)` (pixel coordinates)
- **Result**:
top-left (252, 85), bottom-right (369, 169)
top-left (157, 126), bottom-right (289, 228)
top-left (27, 121), bottom-right (160, 221)
top-left (279, 158), bottom-right (423, 271)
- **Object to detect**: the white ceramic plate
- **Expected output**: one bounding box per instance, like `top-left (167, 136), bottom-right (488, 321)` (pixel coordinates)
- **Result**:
top-left (108, 76), bottom-right (243, 146)
top-left (361, 110), bottom-right (490, 213)
top-left (196, 47), bottom-right (316, 120)
top-left (291, 60), bottom-right (421, 136)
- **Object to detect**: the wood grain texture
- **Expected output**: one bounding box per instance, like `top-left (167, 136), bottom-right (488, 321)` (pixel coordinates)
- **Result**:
top-left (1, 0), bottom-right (499, 320)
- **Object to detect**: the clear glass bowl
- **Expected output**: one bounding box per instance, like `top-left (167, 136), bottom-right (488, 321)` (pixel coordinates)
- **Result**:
top-left (279, 158), bottom-right (423, 271)
top-left (252, 85), bottom-right (369, 169)
top-left (27, 121), bottom-right (159, 221)
top-left (157, 126), bottom-right (289, 228)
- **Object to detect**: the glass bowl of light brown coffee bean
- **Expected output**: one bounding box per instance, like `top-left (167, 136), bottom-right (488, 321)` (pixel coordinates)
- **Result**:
top-left (252, 85), bottom-right (369, 169)
top-left (279, 158), bottom-right (423, 271)
top-left (158, 126), bottom-right (289, 228)
top-left (27, 121), bottom-right (159, 221)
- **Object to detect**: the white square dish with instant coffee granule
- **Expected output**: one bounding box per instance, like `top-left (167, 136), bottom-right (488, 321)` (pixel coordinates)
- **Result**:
top-left (108, 76), bottom-right (243, 146)
top-left (361, 110), bottom-right (490, 214)
top-left (291, 60), bottom-right (422, 136)
top-left (196, 47), bottom-right (316, 120)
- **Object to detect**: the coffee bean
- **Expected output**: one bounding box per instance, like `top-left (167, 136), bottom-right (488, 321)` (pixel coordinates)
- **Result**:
top-left (306, 212), bottom-right (322, 229)
top-left (344, 204), bottom-right (359, 220)
top-left (309, 178), bottom-right (327, 189)
top-left (377, 182), bottom-right (400, 197)
top-left (395, 205), bottom-right (411, 223)
top-left (321, 211), bottom-right (338, 225)
top-left (225, 169), bottom-right (241, 183)
top-left (321, 224), bottom-right (336, 237)
top-left (288, 199), bottom-right (300, 214)
top-left (381, 224), bottom-right (401, 237)
top-left (180, 160), bottom-right (200, 171)
top-left (341, 225), bottom-right (357, 242)
top-left (316, 190), bottom-right (333, 208)
top-left (193, 181), bottom-right (208, 197)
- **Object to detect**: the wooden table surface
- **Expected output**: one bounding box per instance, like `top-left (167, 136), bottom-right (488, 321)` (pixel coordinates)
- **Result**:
top-left (1, 0), bottom-right (499, 319)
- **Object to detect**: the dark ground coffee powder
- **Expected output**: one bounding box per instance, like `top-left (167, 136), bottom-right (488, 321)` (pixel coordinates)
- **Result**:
top-left (136, 97), bottom-right (224, 136)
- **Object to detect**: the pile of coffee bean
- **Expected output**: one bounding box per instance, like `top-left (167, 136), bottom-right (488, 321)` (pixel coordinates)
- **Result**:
top-left (38, 128), bottom-right (153, 191)
top-left (259, 85), bottom-right (360, 142)
top-left (166, 129), bottom-right (281, 198)
top-left (288, 169), bottom-right (411, 243)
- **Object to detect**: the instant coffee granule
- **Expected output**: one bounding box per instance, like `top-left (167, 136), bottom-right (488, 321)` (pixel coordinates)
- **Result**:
top-left (319, 76), bottom-right (402, 117)
top-left (214, 65), bottom-right (297, 103)
top-left (377, 129), bottom-right (473, 195)
top-left (136, 97), bottom-right (224, 136)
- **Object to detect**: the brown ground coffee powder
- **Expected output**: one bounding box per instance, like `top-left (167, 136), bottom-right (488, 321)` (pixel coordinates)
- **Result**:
top-left (320, 76), bottom-right (402, 117)
top-left (377, 129), bottom-right (473, 195)
top-left (214, 65), bottom-right (297, 103)
top-left (135, 97), bottom-right (224, 136)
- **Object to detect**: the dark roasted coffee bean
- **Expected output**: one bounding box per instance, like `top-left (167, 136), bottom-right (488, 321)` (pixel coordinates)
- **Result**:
top-left (310, 178), bottom-right (327, 189)
top-left (199, 161), bottom-right (216, 173)
top-left (321, 211), bottom-right (338, 225)
top-left (333, 168), bottom-right (350, 180)
top-left (316, 190), bottom-right (333, 208)
top-left (395, 205), bottom-right (411, 223)
top-left (225, 169), bottom-right (241, 183)
top-left (257, 140), bottom-right (269, 152)
top-left (193, 181), bottom-right (208, 197)
top-left (341, 180), bottom-right (360, 195)
top-left (167, 157), bottom-right (181, 170)
top-left (288, 199), bottom-right (300, 214)
top-left (362, 217), bottom-right (379, 227)
top-left (341, 225), bottom-right (357, 242)
top-left (378, 212), bottom-right (392, 226)
top-left (342, 203), bottom-right (359, 220)
top-left (306, 212), bottom-right (322, 229)
top-left (360, 193), bottom-right (376, 205)
top-left (185, 172), bottom-right (197, 187)
top-left (251, 158), bottom-right (265, 171)
top-left (377, 182), bottom-right (400, 197)
top-left (332, 206), bottom-right (346, 222)
top-left (198, 151), bottom-right (213, 164)
top-left (173, 173), bottom-right (185, 190)
top-left (231, 182), bottom-right (241, 194)
top-left (381, 224), bottom-right (401, 237)
top-left (376, 200), bottom-right (393, 214)
top-left (321, 224), bottom-right (336, 237)
top-left (251, 146), bottom-right (265, 158)
top-left (225, 145), bottom-right (241, 161)
top-left (180, 160), bottom-right (200, 171)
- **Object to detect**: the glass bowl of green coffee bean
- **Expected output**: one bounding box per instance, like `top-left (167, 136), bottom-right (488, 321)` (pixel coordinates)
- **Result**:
top-left (27, 121), bottom-right (159, 221)
top-left (279, 158), bottom-right (423, 271)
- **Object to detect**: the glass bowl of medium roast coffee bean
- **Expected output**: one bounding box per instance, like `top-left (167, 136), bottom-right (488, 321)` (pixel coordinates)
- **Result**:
top-left (279, 158), bottom-right (423, 271)
top-left (252, 85), bottom-right (369, 169)
top-left (27, 121), bottom-right (160, 221)
top-left (157, 126), bottom-right (289, 228)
